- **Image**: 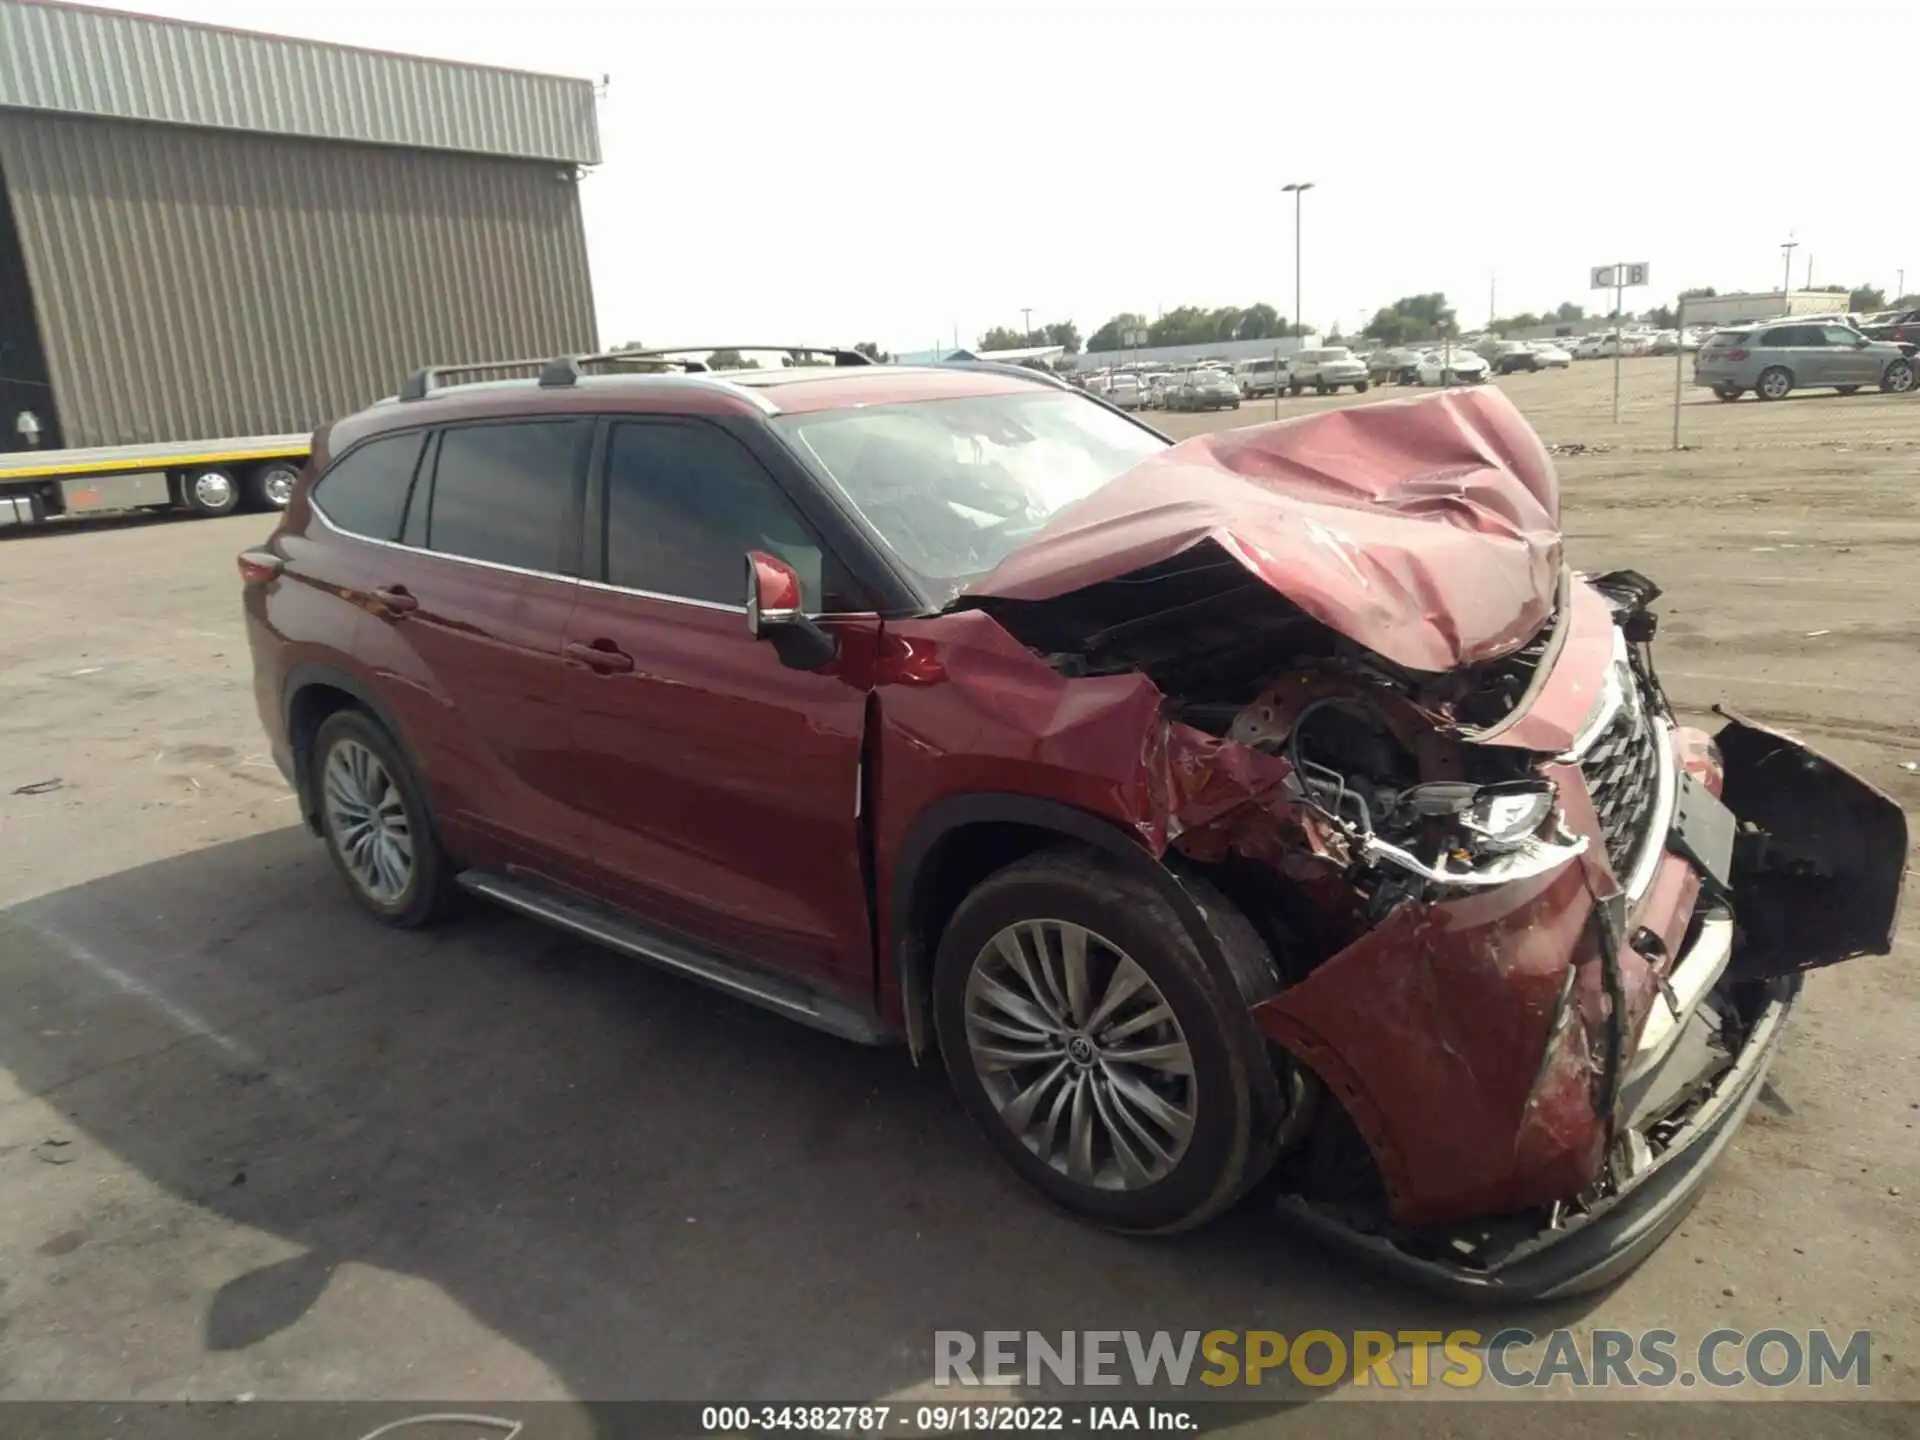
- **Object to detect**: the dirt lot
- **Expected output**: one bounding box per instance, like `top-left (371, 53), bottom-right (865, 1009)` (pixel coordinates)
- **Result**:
top-left (0, 356), bottom-right (1915, 1415)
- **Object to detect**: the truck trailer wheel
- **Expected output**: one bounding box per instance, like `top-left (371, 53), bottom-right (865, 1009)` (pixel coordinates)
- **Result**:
top-left (178, 467), bottom-right (241, 517)
top-left (245, 461), bottom-right (301, 511)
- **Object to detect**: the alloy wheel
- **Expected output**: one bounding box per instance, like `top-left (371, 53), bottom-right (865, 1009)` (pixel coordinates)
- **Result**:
top-left (322, 738), bottom-right (414, 904)
top-left (963, 919), bottom-right (1196, 1191)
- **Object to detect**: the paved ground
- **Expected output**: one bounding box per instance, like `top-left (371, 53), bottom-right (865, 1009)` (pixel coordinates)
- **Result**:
top-left (0, 357), bottom-right (1915, 1415)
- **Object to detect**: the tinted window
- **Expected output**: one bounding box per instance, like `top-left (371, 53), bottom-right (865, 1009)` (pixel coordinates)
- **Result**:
top-left (1758, 327), bottom-right (1794, 346)
top-left (1823, 326), bottom-right (1861, 345)
top-left (427, 421), bottom-right (585, 572)
top-left (603, 421), bottom-right (851, 610)
top-left (310, 432), bottom-right (425, 539)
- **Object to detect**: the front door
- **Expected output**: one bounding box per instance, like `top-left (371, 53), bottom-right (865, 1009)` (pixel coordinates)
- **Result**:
top-left (557, 416), bottom-right (877, 998)
top-left (1820, 325), bottom-right (1876, 385)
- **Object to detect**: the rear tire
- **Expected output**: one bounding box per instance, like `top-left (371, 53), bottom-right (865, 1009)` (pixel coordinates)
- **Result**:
top-left (1355, 380), bottom-right (1370, 392)
top-left (1755, 366), bottom-right (1793, 401)
top-left (932, 847), bottom-right (1281, 1234)
top-left (178, 467), bottom-right (240, 517)
top-left (311, 709), bottom-right (455, 929)
top-left (1835, 386), bottom-right (1860, 396)
top-left (1714, 385), bottom-right (1742, 402)
top-left (1880, 359), bottom-right (1915, 394)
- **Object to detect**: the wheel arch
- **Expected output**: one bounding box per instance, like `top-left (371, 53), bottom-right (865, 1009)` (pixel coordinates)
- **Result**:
top-left (281, 662), bottom-right (432, 838)
top-left (889, 794), bottom-right (1246, 1061)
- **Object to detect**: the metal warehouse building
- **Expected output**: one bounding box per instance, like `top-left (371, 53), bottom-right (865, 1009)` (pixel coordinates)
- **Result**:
top-left (0, 0), bottom-right (600, 450)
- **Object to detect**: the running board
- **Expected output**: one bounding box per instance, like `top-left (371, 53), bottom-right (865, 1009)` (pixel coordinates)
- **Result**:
top-left (456, 871), bottom-right (900, 1047)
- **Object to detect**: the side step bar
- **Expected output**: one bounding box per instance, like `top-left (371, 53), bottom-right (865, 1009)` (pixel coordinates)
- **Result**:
top-left (456, 871), bottom-right (901, 1047)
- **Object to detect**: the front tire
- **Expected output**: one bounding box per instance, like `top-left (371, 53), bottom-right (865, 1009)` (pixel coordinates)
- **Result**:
top-left (1756, 365), bottom-right (1793, 401)
top-left (933, 848), bottom-right (1280, 1233)
top-left (1714, 385), bottom-right (1742, 402)
top-left (1355, 380), bottom-right (1370, 392)
top-left (312, 709), bottom-right (454, 929)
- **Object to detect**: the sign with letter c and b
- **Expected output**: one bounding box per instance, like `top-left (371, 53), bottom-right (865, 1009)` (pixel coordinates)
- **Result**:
top-left (1592, 263), bottom-right (1650, 289)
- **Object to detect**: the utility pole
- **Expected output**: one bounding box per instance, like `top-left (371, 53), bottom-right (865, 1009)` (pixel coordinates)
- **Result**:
top-left (1899, 269), bottom-right (1906, 302)
top-left (1489, 273), bottom-right (1497, 330)
top-left (1780, 239), bottom-right (1798, 307)
top-left (1021, 307), bottom-right (1033, 343)
top-left (1282, 181), bottom-right (1316, 350)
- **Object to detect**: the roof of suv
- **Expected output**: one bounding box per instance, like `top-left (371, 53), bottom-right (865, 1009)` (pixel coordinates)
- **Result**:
top-left (324, 364), bottom-right (1051, 458)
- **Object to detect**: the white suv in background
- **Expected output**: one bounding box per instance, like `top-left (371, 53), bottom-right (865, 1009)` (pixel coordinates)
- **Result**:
top-left (1288, 347), bottom-right (1371, 394)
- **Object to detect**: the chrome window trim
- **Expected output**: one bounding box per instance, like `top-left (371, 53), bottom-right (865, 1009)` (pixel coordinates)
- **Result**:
top-left (575, 575), bottom-right (745, 615)
top-left (315, 501), bottom-right (830, 618)
top-left (310, 502), bottom-right (573, 584)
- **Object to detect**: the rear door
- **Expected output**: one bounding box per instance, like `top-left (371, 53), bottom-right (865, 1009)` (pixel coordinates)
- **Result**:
top-left (357, 416), bottom-right (594, 878)
top-left (555, 416), bottom-right (879, 997)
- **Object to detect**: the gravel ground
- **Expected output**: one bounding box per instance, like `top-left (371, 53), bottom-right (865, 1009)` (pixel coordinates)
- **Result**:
top-left (0, 356), bottom-right (1913, 1416)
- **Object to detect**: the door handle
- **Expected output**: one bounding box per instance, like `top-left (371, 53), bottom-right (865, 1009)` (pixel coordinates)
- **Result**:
top-left (372, 585), bottom-right (418, 615)
top-left (564, 639), bottom-right (635, 674)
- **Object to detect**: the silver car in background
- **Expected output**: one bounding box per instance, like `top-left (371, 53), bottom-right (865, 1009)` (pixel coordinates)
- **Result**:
top-left (1694, 322), bottom-right (1917, 401)
top-left (1288, 346), bottom-right (1371, 394)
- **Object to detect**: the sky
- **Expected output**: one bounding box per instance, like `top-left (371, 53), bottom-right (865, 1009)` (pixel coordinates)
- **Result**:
top-left (66, 0), bottom-right (1920, 350)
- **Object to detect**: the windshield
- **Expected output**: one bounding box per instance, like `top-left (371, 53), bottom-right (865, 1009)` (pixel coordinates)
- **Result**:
top-left (775, 392), bottom-right (1167, 601)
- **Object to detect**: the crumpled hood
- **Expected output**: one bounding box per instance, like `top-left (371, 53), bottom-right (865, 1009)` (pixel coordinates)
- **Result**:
top-left (962, 387), bottom-right (1563, 673)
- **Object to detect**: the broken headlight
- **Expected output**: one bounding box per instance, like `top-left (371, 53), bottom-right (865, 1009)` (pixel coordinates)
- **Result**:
top-left (1276, 701), bottom-right (1586, 892)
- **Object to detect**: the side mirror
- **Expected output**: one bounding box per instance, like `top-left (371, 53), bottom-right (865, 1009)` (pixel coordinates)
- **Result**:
top-left (744, 550), bottom-right (836, 671)
top-left (1855, 337), bottom-right (1871, 348)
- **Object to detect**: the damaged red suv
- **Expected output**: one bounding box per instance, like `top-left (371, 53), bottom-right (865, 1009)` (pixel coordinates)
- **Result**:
top-left (243, 348), bottom-right (1905, 1296)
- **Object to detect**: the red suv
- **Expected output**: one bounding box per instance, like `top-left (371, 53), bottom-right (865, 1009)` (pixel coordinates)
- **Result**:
top-left (243, 347), bottom-right (1904, 1296)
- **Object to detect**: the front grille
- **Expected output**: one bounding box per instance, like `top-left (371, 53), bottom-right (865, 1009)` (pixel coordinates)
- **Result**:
top-left (1579, 688), bottom-right (1661, 878)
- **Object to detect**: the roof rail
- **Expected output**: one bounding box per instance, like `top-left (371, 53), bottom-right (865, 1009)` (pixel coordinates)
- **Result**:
top-left (398, 345), bottom-right (871, 401)
top-left (619, 345), bottom-right (876, 368)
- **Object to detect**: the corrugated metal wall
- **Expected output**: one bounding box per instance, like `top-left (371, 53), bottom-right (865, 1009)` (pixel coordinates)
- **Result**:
top-left (0, 110), bottom-right (598, 448)
top-left (0, 0), bottom-right (600, 164)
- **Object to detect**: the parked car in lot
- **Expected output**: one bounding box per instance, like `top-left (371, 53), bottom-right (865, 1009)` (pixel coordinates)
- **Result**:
top-left (243, 354), bottom-right (1904, 1297)
top-left (1232, 356), bottom-right (1289, 399)
top-left (1529, 341), bottom-right (1574, 368)
top-left (1288, 347), bottom-right (1370, 394)
top-left (1105, 374), bottom-right (1146, 410)
top-left (1488, 341), bottom-right (1546, 374)
top-left (1367, 347), bottom-right (1423, 385)
top-left (1414, 349), bottom-right (1491, 385)
top-left (1694, 322), bottom-right (1916, 401)
top-left (1861, 308), bottom-right (1920, 347)
top-left (1165, 369), bottom-right (1242, 412)
top-left (1647, 330), bottom-right (1680, 356)
top-left (1573, 334), bottom-right (1612, 359)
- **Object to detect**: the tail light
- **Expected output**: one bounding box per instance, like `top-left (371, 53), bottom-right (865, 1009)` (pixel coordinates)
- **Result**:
top-left (1722, 348), bottom-right (1750, 361)
top-left (237, 551), bottom-right (284, 584)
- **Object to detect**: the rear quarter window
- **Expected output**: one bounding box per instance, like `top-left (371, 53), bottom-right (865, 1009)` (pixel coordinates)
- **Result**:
top-left (309, 432), bottom-right (426, 540)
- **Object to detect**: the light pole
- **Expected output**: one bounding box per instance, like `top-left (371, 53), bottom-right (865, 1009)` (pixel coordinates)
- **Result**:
top-left (1899, 269), bottom-right (1907, 302)
top-left (1780, 239), bottom-right (1798, 305)
top-left (1281, 181), bottom-right (1315, 350)
top-left (1021, 307), bottom-right (1033, 344)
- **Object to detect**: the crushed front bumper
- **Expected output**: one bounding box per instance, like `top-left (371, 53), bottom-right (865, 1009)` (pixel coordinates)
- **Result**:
top-left (1275, 972), bottom-right (1800, 1299)
top-left (1252, 712), bottom-right (1905, 1299)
